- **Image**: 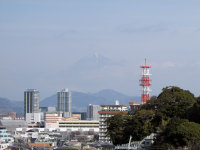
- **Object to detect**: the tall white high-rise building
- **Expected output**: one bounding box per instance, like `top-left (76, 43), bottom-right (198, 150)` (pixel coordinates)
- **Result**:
top-left (57, 88), bottom-right (72, 117)
top-left (87, 104), bottom-right (100, 120)
top-left (24, 89), bottom-right (39, 116)
top-left (24, 89), bottom-right (40, 123)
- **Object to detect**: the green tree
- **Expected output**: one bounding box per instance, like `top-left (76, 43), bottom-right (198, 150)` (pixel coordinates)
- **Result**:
top-left (107, 110), bottom-right (155, 143)
top-left (153, 118), bottom-right (200, 149)
top-left (142, 86), bottom-right (196, 128)
top-left (156, 86), bottom-right (196, 118)
top-left (119, 109), bottom-right (156, 142)
top-left (106, 113), bottom-right (132, 145)
top-left (187, 97), bottom-right (200, 124)
top-left (106, 86), bottom-right (199, 148)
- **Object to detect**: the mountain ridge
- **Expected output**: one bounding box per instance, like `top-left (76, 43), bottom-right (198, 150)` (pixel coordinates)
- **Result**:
top-left (40, 89), bottom-right (140, 111)
top-left (0, 97), bottom-right (24, 116)
top-left (0, 89), bottom-right (140, 115)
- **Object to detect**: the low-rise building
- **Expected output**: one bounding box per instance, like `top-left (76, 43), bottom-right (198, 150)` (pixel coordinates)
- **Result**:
top-left (72, 112), bottom-right (87, 120)
top-left (0, 128), bottom-right (14, 143)
top-left (129, 102), bottom-right (141, 114)
top-left (0, 120), bottom-right (27, 133)
top-left (45, 113), bottom-right (62, 128)
top-left (59, 120), bottom-right (99, 132)
top-left (26, 113), bottom-right (41, 123)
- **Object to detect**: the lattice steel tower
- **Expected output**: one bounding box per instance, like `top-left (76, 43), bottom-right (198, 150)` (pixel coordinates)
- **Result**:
top-left (140, 59), bottom-right (152, 103)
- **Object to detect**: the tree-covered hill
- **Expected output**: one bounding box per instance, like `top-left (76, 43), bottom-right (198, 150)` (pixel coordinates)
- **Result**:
top-left (106, 86), bottom-right (200, 149)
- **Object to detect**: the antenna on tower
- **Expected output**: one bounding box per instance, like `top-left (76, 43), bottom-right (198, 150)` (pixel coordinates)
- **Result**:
top-left (140, 59), bottom-right (152, 103)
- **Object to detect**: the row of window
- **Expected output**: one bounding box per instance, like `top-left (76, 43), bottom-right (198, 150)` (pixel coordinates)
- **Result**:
top-left (59, 123), bottom-right (98, 125)
top-left (58, 126), bottom-right (98, 128)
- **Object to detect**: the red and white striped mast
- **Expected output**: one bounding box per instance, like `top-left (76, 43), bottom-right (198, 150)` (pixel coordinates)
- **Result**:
top-left (140, 58), bottom-right (152, 103)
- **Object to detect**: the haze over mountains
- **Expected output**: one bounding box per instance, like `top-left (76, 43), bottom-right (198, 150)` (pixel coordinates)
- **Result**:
top-left (59, 53), bottom-right (134, 97)
top-left (40, 89), bottom-right (140, 112)
top-left (2, 0), bottom-right (200, 109)
top-left (0, 53), bottom-right (141, 116)
top-left (0, 89), bottom-right (140, 115)
top-left (66, 53), bottom-right (115, 74)
top-left (0, 52), bottom-right (140, 102)
top-left (0, 97), bottom-right (24, 116)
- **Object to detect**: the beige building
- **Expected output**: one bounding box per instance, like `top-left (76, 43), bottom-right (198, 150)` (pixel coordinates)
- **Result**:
top-left (129, 102), bottom-right (141, 113)
top-left (44, 113), bottom-right (99, 131)
top-left (45, 113), bottom-right (62, 128)
top-left (59, 120), bottom-right (99, 132)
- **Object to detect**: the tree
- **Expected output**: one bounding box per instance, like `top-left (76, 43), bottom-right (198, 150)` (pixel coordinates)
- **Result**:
top-left (153, 118), bottom-right (200, 149)
top-left (156, 86), bottom-right (196, 118)
top-left (142, 86), bottom-right (196, 127)
top-left (106, 113), bottom-right (132, 145)
top-left (130, 117), bottom-right (154, 141)
top-left (107, 109), bottom-right (156, 144)
top-left (106, 86), bottom-right (199, 148)
top-left (187, 97), bottom-right (200, 124)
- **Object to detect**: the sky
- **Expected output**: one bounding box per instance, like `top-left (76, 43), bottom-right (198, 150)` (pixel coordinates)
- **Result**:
top-left (1, 0), bottom-right (200, 101)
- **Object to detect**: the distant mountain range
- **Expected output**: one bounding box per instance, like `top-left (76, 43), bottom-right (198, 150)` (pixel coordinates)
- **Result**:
top-left (0, 97), bottom-right (23, 116)
top-left (0, 89), bottom-right (140, 115)
top-left (40, 89), bottom-right (140, 112)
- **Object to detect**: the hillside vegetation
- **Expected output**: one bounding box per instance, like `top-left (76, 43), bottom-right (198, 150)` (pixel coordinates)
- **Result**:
top-left (106, 86), bottom-right (200, 149)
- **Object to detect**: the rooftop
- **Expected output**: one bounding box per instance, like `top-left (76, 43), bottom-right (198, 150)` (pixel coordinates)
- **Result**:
top-left (100, 105), bottom-right (128, 107)
top-left (98, 111), bottom-right (128, 114)
top-left (129, 102), bottom-right (141, 105)
top-left (28, 143), bottom-right (50, 148)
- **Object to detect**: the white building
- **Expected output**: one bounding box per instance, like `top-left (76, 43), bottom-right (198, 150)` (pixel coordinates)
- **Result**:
top-left (26, 113), bottom-right (41, 123)
top-left (24, 89), bottom-right (39, 119)
top-left (44, 112), bottom-right (99, 132)
top-left (58, 120), bottom-right (99, 132)
top-left (57, 88), bottom-right (72, 118)
top-left (87, 104), bottom-right (101, 120)
top-left (98, 101), bottom-right (128, 142)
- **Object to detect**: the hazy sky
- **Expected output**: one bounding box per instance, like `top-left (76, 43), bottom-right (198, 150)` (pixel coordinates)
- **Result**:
top-left (1, 0), bottom-right (200, 101)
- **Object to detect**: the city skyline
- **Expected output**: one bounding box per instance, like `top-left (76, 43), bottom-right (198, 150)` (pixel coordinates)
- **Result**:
top-left (1, 0), bottom-right (200, 101)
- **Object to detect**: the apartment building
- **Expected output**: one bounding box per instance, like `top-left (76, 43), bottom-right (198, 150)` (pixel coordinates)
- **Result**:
top-left (98, 101), bottom-right (128, 142)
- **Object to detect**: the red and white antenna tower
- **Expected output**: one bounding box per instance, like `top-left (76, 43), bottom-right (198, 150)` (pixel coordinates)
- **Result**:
top-left (140, 58), bottom-right (152, 103)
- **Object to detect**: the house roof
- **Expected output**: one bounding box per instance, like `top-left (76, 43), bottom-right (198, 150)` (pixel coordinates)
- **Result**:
top-left (28, 143), bottom-right (51, 148)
